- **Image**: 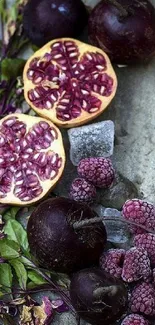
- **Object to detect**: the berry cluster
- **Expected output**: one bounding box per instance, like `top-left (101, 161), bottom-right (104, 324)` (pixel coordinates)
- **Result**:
top-left (69, 157), bottom-right (115, 203)
top-left (100, 198), bottom-right (155, 324)
top-left (100, 247), bottom-right (151, 283)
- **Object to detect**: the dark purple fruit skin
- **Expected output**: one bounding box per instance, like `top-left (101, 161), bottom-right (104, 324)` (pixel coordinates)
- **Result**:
top-left (27, 197), bottom-right (107, 274)
top-left (88, 0), bottom-right (155, 64)
top-left (23, 0), bottom-right (88, 47)
top-left (70, 267), bottom-right (128, 325)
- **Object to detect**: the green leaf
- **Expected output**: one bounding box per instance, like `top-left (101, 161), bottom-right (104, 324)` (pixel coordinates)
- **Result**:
top-left (0, 239), bottom-right (20, 259)
top-left (0, 0), bottom-right (7, 23)
top-left (1, 58), bottom-right (26, 81)
top-left (10, 259), bottom-right (27, 290)
top-left (0, 263), bottom-right (13, 293)
top-left (28, 270), bottom-right (47, 285)
top-left (9, 5), bottom-right (18, 21)
top-left (31, 44), bottom-right (39, 52)
top-left (3, 207), bottom-right (20, 221)
top-left (4, 219), bottom-right (29, 252)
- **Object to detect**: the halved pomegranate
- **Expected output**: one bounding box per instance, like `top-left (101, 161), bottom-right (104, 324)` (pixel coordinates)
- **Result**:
top-left (0, 114), bottom-right (65, 205)
top-left (23, 38), bottom-right (117, 128)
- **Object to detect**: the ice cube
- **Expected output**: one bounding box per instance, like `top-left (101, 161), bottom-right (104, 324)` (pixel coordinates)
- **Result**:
top-left (94, 206), bottom-right (131, 248)
top-left (68, 120), bottom-right (114, 166)
top-left (103, 208), bottom-right (131, 248)
top-left (82, 0), bottom-right (101, 10)
top-left (104, 208), bottom-right (121, 218)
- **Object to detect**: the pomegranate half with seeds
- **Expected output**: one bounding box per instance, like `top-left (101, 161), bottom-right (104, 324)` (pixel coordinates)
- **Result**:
top-left (0, 114), bottom-right (65, 205)
top-left (23, 38), bottom-right (117, 128)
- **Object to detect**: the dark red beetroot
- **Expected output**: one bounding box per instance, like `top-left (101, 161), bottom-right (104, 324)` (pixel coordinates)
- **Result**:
top-left (70, 267), bottom-right (128, 325)
top-left (27, 197), bottom-right (107, 273)
top-left (23, 0), bottom-right (88, 47)
top-left (88, 0), bottom-right (155, 64)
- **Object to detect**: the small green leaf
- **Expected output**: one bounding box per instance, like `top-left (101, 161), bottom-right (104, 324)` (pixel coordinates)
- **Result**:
top-left (1, 58), bottom-right (26, 81)
top-left (9, 5), bottom-right (18, 20)
top-left (31, 44), bottom-right (39, 52)
top-left (0, 239), bottom-right (20, 259)
top-left (28, 270), bottom-right (47, 285)
top-left (4, 219), bottom-right (29, 252)
top-left (10, 259), bottom-right (27, 290)
top-left (3, 207), bottom-right (20, 221)
top-left (0, 263), bottom-right (13, 293)
top-left (0, 0), bottom-right (7, 23)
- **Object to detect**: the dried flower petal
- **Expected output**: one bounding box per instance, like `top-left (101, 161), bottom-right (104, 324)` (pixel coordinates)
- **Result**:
top-left (42, 296), bottom-right (53, 316)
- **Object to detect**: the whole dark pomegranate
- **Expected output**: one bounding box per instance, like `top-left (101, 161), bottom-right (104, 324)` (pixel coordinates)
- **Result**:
top-left (88, 0), bottom-right (155, 64)
top-left (0, 114), bottom-right (65, 205)
top-left (23, 0), bottom-right (88, 46)
top-left (27, 197), bottom-right (107, 273)
top-left (23, 38), bottom-right (117, 127)
top-left (70, 267), bottom-right (128, 325)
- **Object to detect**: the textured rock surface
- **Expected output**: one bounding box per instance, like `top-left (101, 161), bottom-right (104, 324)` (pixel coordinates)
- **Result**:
top-left (99, 60), bottom-right (155, 203)
top-left (98, 172), bottom-right (139, 210)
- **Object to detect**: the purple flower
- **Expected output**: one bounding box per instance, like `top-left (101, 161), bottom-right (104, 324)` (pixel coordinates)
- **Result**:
top-left (51, 299), bottom-right (69, 313)
top-left (43, 296), bottom-right (53, 317)
top-left (0, 232), bottom-right (6, 240)
top-left (0, 257), bottom-right (6, 263)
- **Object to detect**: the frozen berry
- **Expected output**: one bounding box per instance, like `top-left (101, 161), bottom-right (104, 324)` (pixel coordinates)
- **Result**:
top-left (100, 248), bottom-right (125, 278)
top-left (121, 314), bottom-right (149, 325)
top-left (130, 282), bottom-right (155, 316)
top-left (69, 178), bottom-right (96, 203)
top-left (122, 247), bottom-right (151, 283)
top-left (77, 157), bottom-right (115, 188)
top-left (122, 199), bottom-right (155, 234)
top-left (134, 233), bottom-right (155, 265)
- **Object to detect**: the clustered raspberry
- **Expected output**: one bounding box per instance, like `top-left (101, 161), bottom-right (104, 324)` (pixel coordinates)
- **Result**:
top-left (130, 282), bottom-right (155, 316)
top-left (122, 199), bottom-right (155, 234)
top-left (78, 157), bottom-right (115, 188)
top-left (100, 247), bottom-right (151, 283)
top-left (122, 247), bottom-right (151, 282)
top-left (134, 233), bottom-right (155, 265)
top-left (100, 248), bottom-right (125, 278)
top-left (69, 157), bottom-right (115, 203)
top-left (69, 178), bottom-right (96, 203)
top-left (121, 314), bottom-right (149, 325)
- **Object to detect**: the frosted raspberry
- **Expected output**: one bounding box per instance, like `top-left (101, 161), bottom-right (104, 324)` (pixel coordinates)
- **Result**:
top-left (134, 233), bottom-right (155, 265)
top-left (122, 247), bottom-right (151, 283)
top-left (69, 178), bottom-right (96, 203)
top-left (130, 282), bottom-right (155, 316)
top-left (121, 314), bottom-right (149, 325)
top-left (100, 248), bottom-right (125, 278)
top-left (77, 157), bottom-right (115, 188)
top-left (122, 199), bottom-right (155, 234)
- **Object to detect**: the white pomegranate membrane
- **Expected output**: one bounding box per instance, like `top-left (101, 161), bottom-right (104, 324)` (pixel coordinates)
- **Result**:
top-left (24, 39), bottom-right (117, 127)
top-left (0, 114), bottom-right (65, 205)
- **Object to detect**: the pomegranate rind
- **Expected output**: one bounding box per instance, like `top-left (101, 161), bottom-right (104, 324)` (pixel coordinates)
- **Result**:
top-left (23, 38), bottom-right (117, 128)
top-left (0, 114), bottom-right (65, 205)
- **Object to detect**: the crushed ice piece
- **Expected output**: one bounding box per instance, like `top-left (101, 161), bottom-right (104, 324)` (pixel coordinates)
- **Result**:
top-left (68, 121), bottom-right (114, 166)
top-left (82, 0), bottom-right (101, 10)
top-left (103, 208), bottom-right (131, 247)
top-left (94, 206), bottom-right (131, 248)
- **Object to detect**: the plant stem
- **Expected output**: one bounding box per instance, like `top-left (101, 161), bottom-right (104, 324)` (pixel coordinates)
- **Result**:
top-left (73, 215), bottom-right (155, 234)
